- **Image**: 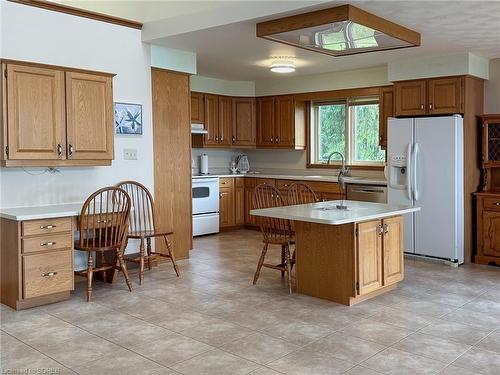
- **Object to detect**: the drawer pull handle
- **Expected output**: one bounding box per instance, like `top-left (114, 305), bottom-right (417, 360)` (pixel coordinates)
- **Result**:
top-left (42, 271), bottom-right (58, 277)
top-left (495, 202), bottom-right (500, 206)
top-left (40, 242), bottom-right (56, 246)
top-left (40, 225), bottom-right (56, 229)
top-left (97, 219), bottom-right (108, 223)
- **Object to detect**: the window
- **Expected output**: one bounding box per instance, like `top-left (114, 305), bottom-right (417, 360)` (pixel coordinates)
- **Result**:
top-left (310, 97), bottom-right (385, 166)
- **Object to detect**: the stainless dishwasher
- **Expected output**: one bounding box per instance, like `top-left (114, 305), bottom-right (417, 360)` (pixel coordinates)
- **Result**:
top-left (346, 184), bottom-right (387, 203)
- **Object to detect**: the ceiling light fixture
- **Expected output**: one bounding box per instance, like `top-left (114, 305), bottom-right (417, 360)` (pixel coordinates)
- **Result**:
top-left (270, 59), bottom-right (296, 73)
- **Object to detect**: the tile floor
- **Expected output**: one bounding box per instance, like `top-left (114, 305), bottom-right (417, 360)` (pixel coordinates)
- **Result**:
top-left (1, 229), bottom-right (499, 375)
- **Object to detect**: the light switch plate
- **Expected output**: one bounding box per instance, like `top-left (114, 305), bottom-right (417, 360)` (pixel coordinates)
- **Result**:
top-left (123, 148), bottom-right (138, 160)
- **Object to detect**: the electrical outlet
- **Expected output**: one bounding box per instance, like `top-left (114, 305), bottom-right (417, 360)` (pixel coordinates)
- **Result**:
top-left (123, 148), bottom-right (138, 160)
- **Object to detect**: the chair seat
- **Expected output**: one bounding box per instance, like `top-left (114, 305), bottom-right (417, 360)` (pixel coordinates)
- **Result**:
top-left (74, 242), bottom-right (121, 252)
top-left (127, 229), bottom-right (173, 239)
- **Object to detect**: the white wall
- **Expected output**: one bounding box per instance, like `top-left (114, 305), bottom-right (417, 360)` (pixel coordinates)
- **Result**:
top-left (485, 59), bottom-right (500, 113)
top-left (255, 66), bottom-right (389, 96)
top-left (190, 75), bottom-right (254, 97)
top-left (151, 45), bottom-right (196, 74)
top-left (388, 52), bottom-right (489, 82)
top-left (0, 1), bottom-right (153, 209)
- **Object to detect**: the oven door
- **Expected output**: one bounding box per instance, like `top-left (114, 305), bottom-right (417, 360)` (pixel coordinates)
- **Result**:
top-left (192, 177), bottom-right (219, 215)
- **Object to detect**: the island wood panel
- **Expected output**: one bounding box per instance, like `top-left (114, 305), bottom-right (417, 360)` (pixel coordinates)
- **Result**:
top-left (6, 64), bottom-right (66, 160)
top-left (356, 220), bottom-right (383, 295)
top-left (294, 220), bottom-right (356, 305)
top-left (152, 68), bottom-right (192, 259)
top-left (382, 216), bottom-right (404, 285)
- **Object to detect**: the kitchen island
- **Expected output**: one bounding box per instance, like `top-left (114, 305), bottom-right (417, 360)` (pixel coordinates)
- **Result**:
top-left (251, 200), bottom-right (419, 305)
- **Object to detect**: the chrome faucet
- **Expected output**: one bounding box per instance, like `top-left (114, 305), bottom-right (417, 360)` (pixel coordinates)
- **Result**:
top-left (326, 151), bottom-right (349, 209)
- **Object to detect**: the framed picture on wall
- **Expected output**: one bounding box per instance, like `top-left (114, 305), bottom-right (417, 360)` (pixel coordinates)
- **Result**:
top-left (115, 102), bottom-right (143, 135)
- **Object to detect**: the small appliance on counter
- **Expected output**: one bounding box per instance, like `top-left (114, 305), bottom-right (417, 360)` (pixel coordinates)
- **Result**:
top-left (200, 154), bottom-right (209, 175)
top-left (235, 154), bottom-right (250, 174)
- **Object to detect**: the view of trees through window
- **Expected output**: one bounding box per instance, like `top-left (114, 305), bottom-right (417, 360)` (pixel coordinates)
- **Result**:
top-left (313, 99), bottom-right (385, 165)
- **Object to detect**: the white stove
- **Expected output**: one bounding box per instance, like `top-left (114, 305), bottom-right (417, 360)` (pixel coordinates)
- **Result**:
top-left (192, 176), bottom-right (219, 236)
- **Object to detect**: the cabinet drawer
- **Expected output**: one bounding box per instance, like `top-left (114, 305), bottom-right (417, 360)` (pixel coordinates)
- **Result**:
top-left (483, 197), bottom-right (500, 212)
top-left (256, 178), bottom-right (275, 186)
top-left (23, 250), bottom-right (73, 299)
top-left (307, 181), bottom-right (341, 194)
top-left (219, 177), bottom-right (234, 188)
top-left (275, 179), bottom-right (300, 190)
top-left (22, 233), bottom-right (72, 254)
top-left (22, 217), bottom-right (72, 236)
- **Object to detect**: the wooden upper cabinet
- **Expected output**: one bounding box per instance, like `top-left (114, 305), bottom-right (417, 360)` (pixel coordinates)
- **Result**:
top-left (232, 97), bottom-right (255, 147)
top-left (382, 216), bottom-right (404, 286)
top-left (379, 86), bottom-right (394, 150)
top-left (275, 95), bottom-right (295, 147)
top-left (428, 77), bottom-right (463, 115)
top-left (190, 92), bottom-right (205, 123)
top-left (218, 96), bottom-right (232, 147)
top-left (204, 94), bottom-right (219, 146)
top-left (394, 80), bottom-right (427, 116)
top-left (256, 97), bottom-right (276, 147)
top-left (1, 60), bottom-right (115, 167)
top-left (65, 72), bottom-right (113, 160)
top-left (356, 219), bottom-right (383, 295)
top-left (5, 64), bottom-right (66, 160)
top-left (394, 76), bottom-right (465, 117)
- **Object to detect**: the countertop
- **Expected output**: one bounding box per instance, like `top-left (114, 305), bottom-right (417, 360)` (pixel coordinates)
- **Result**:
top-left (193, 172), bottom-right (387, 186)
top-left (250, 200), bottom-right (419, 225)
top-left (0, 203), bottom-right (82, 221)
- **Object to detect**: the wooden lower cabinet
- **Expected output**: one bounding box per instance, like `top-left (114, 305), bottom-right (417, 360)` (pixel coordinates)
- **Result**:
top-left (475, 192), bottom-right (500, 265)
top-left (219, 177), bottom-right (247, 228)
top-left (356, 216), bottom-right (403, 296)
top-left (0, 217), bottom-right (74, 310)
top-left (234, 178), bottom-right (245, 225)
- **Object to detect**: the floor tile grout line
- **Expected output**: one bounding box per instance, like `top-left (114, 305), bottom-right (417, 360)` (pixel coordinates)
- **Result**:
top-left (0, 329), bottom-right (78, 374)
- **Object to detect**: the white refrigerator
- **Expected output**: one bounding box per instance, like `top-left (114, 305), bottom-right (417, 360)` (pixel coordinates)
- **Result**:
top-left (387, 115), bottom-right (464, 264)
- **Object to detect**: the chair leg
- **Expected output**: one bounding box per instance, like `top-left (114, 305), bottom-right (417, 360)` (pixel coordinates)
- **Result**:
top-left (284, 244), bottom-right (293, 295)
top-left (253, 242), bottom-right (268, 285)
top-left (280, 245), bottom-right (285, 278)
top-left (164, 235), bottom-right (180, 277)
top-left (117, 249), bottom-right (132, 292)
top-left (86, 253), bottom-right (94, 302)
top-left (146, 238), bottom-right (152, 270)
top-left (139, 238), bottom-right (145, 285)
top-left (291, 249), bottom-right (296, 271)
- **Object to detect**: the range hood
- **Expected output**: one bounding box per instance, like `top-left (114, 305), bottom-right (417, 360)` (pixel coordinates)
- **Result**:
top-left (191, 123), bottom-right (208, 134)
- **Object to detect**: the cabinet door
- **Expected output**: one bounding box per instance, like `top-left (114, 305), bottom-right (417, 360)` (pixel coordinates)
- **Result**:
top-left (219, 187), bottom-right (235, 227)
top-left (256, 97), bottom-right (276, 147)
top-left (6, 64), bottom-right (66, 160)
top-left (394, 80), bottom-right (427, 116)
top-left (232, 98), bottom-right (256, 147)
top-left (218, 96), bottom-right (232, 147)
top-left (379, 87), bottom-right (394, 149)
top-left (275, 95), bottom-right (295, 147)
top-left (66, 72), bottom-right (113, 160)
top-left (190, 92), bottom-right (205, 123)
top-left (204, 94), bottom-right (219, 147)
top-left (245, 188), bottom-right (258, 226)
top-left (428, 77), bottom-right (463, 115)
top-left (235, 184), bottom-right (245, 225)
top-left (382, 216), bottom-right (404, 286)
top-left (482, 211), bottom-right (500, 257)
top-left (356, 220), bottom-right (383, 295)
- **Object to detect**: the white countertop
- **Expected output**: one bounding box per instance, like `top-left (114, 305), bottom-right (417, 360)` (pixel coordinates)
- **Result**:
top-left (193, 173), bottom-right (387, 186)
top-left (0, 203), bottom-right (82, 221)
top-left (250, 200), bottom-right (419, 225)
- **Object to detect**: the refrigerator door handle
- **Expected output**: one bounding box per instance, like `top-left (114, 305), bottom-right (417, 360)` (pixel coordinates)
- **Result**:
top-left (413, 143), bottom-right (420, 201)
top-left (406, 143), bottom-right (413, 200)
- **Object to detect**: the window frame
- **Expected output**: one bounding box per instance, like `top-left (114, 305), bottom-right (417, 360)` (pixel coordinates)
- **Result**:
top-left (306, 94), bottom-right (385, 170)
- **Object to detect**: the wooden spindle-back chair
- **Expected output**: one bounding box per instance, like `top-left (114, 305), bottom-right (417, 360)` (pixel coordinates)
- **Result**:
top-left (115, 181), bottom-right (180, 284)
top-left (287, 182), bottom-right (319, 205)
top-left (74, 186), bottom-right (132, 302)
top-left (252, 184), bottom-right (294, 294)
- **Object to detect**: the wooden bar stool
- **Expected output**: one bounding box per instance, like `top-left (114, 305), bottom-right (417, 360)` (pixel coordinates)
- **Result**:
top-left (116, 181), bottom-right (180, 285)
top-left (252, 184), bottom-right (294, 294)
top-left (74, 187), bottom-right (132, 302)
